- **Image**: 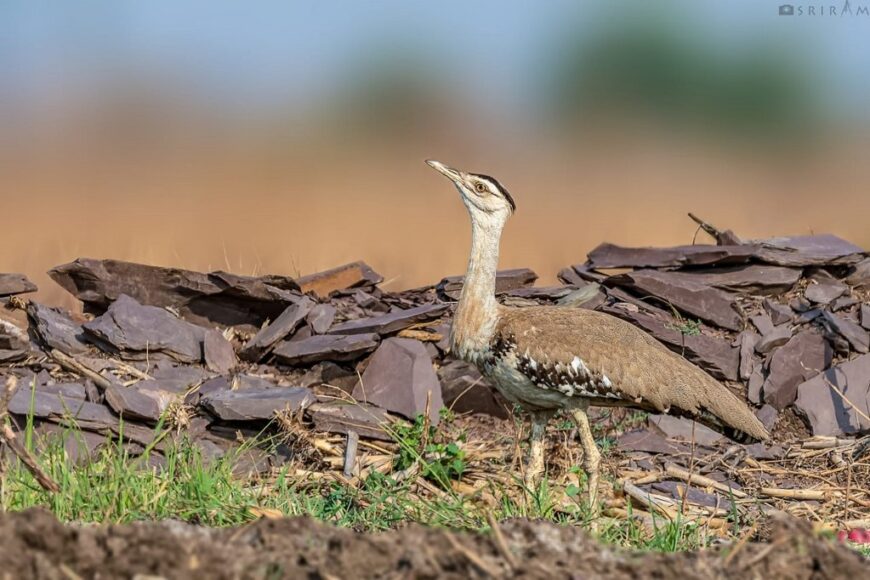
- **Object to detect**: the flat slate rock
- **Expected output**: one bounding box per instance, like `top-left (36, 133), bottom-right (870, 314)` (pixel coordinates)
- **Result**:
top-left (606, 269), bottom-right (741, 330)
top-left (756, 404), bottom-right (779, 432)
top-left (352, 337), bottom-right (443, 424)
top-left (203, 329), bottom-right (238, 374)
top-left (672, 265), bottom-right (801, 295)
top-left (239, 298), bottom-right (313, 362)
top-left (763, 299), bottom-right (794, 325)
top-left (49, 258), bottom-right (302, 328)
top-left (602, 308), bottom-right (739, 381)
top-left (737, 331), bottom-right (759, 381)
top-left (437, 359), bottom-right (508, 419)
top-left (6, 388), bottom-right (116, 425)
top-left (845, 258), bottom-right (870, 289)
top-left (755, 326), bottom-right (792, 355)
top-left (272, 333), bottom-right (379, 365)
top-left (0, 320), bottom-right (30, 363)
top-left (862, 305), bottom-right (870, 331)
top-left (0, 273), bottom-right (37, 297)
top-left (649, 414), bottom-right (724, 446)
top-left (201, 387), bottom-right (316, 421)
top-left (296, 261), bottom-right (383, 298)
top-left (307, 401), bottom-right (393, 441)
top-left (588, 235), bottom-right (864, 269)
top-left (104, 383), bottom-right (178, 421)
top-left (617, 428), bottom-right (689, 455)
top-left (83, 294), bottom-right (203, 363)
top-left (752, 234), bottom-right (865, 267)
top-left (437, 268), bottom-right (538, 300)
top-left (821, 311), bottom-right (869, 354)
top-left (804, 280), bottom-right (848, 305)
top-left (763, 331), bottom-right (831, 410)
top-left (587, 243), bottom-right (756, 269)
top-left (328, 303), bottom-right (448, 336)
top-left (795, 352), bottom-right (870, 436)
top-left (306, 304), bottom-right (336, 334)
top-left (26, 302), bottom-right (89, 355)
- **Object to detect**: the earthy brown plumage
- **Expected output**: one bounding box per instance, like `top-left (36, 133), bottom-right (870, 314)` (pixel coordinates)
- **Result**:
top-left (495, 307), bottom-right (769, 441)
top-left (426, 159), bottom-right (767, 505)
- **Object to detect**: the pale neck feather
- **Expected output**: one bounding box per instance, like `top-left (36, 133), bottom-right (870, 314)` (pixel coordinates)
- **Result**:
top-left (451, 212), bottom-right (504, 360)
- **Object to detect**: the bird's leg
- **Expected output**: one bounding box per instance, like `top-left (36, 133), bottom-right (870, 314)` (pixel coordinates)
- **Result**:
top-left (524, 411), bottom-right (551, 491)
top-left (571, 405), bottom-right (601, 508)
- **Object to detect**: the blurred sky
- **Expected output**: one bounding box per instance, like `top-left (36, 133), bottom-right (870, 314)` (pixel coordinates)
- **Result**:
top-left (2, 1), bottom-right (870, 306)
top-left (3, 1), bottom-right (870, 122)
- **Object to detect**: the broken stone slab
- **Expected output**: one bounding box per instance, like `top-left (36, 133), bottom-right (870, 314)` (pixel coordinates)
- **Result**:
top-left (239, 297), bottom-right (313, 362)
top-left (605, 269), bottom-right (741, 331)
top-left (104, 383), bottom-right (178, 422)
top-left (804, 280), bottom-right (848, 305)
top-left (203, 329), bottom-right (238, 374)
top-left (601, 307), bottom-right (738, 381)
top-left (328, 303), bottom-right (448, 336)
top-left (648, 414), bottom-right (724, 446)
top-left (556, 284), bottom-right (606, 310)
top-left (82, 294), bottom-right (203, 363)
top-left (307, 401), bottom-right (394, 441)
top-left (201, 387), bottom-right (316, 421)
top-left (437, 359), bottom-right (508, 419)
top-left (750, 313), bottom-right (775, 336)
top-left (437, 268), bottom-right (538, 300)
top-left (588, 235), bottom-right (865, 269)
top-left (507, 285), bottom-right (578, 301)
top-left (49, 258), bottom-right (302, 328)
top-left (763, 299), bottom-right (793, 325)
top-left (617, 428), bottom-right (690, 455)
top-left (762, 331), bottom-right (831, 410)
top-left (748, 366), bottom-right (764, 405)
top-left (671, 265), bottom-right (802, 295)
top-left (755, 326), bottom-right (792, 355)
top-left (0, 319), bottom-right (30, 363)
top-left (272, 333), bottom-right (379, 366)
top-left (756, 404), bottom-right (779, 432)
top-left (306, 304), bottom-right (336, 334)
top-left (845, 258), bottom-right (870, 289)
top-left (820, 311), bottom-right (869, 354)
top-left (352, 337), bottom-right (443, 424)
top-left (296, 362), bottom-right (358, 394)
top-left (294, 261), bottom-right (382, 299)
top-left (737, 331), bottom-right (759, 381)
top-left (795, 352), bottom-right (870, 436)
top-left (0, 273), bottom-right (37, 297)
top-left (831, 296), bottom-right (858, 312)
top-left (752, 234), bottom-right (865, 267)
top-left (25, 302), bottom-right (89, 355)
top-left (862, 305), bottom-right (870, 331)
top-left (6, 387), bottom-right (116, 425)
top-left (587, 243), bottom-right (756, 269)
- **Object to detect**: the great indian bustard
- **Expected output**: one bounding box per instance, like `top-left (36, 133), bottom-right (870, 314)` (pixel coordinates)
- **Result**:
top-left (426, 159), bottom-right (769, 505)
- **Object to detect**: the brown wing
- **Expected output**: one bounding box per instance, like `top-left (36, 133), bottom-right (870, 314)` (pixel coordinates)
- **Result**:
top-left (496, 306), bottom-right (768, 441)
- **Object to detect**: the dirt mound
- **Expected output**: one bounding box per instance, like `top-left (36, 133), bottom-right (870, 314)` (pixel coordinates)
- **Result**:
top-left (0, 509), bottom-right (864, 579)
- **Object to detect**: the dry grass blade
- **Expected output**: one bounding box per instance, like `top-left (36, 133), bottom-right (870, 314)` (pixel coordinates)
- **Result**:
top-left (487, 511), bottom-right (518, 570)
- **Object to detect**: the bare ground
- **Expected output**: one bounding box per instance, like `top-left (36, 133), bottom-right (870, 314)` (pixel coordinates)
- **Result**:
top-left (0, 509), bottom-right (865, 579)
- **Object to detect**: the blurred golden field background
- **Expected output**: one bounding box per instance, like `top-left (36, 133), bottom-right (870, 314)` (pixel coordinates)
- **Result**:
top-left (2, 2), bottom-right (869, 307)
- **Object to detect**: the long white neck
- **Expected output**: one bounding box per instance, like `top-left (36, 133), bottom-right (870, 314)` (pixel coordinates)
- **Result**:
top-left (451, 213), bottom-right (503, 360)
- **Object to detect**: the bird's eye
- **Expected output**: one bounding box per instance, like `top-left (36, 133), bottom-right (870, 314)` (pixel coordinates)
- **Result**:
top-left (474, 182), bottom-right (488, 193)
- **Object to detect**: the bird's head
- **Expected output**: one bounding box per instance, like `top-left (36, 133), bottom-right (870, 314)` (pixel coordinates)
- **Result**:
top-left (426, 160), bottom-right (516, 227)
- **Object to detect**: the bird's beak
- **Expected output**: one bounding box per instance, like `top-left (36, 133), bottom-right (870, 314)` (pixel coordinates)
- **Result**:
top-left (426, 159), bottom-right (462, 183)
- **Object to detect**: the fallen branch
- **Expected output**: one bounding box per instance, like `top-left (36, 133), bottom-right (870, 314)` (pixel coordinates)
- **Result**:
top-left (49, 349), bottom-right (113, 391)
top-left (0, 377), bottom-right (61, 493)
top-left (665, 463), bottom-right (748, 498)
